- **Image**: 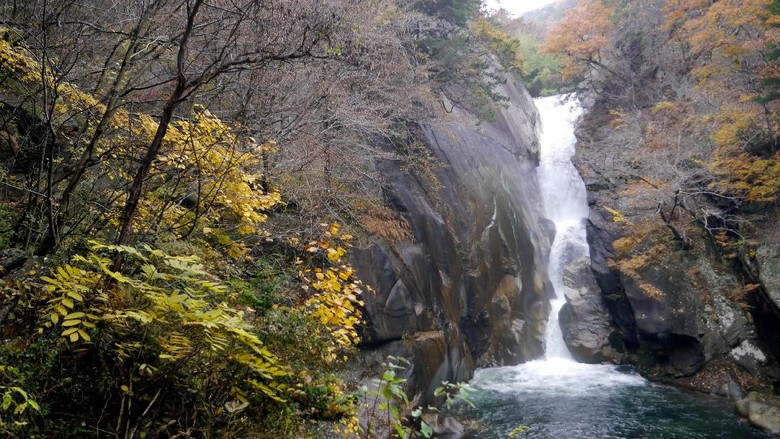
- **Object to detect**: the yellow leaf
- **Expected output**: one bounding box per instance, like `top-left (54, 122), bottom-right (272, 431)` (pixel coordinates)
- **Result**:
top-left (67, 290), bottom-right (84, 301)
top-left (62, 319), bottom-right (81, 327)
top-left (78, 329), bottom-right (90, 342)
top-left (51, 313), bottom-right (59, 324)
top-left (62, 298), bottom-right (74, 308)
top-left (69, 332), bottom-right (79, 342)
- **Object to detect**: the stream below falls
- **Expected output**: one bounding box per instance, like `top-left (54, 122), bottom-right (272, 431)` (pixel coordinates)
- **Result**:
top-left (453, 95), bottom-right (771, 439)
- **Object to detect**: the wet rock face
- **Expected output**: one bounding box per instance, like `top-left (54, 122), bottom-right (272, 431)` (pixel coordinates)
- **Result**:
top-left (559, 256), bottom-right (622, 363)
top-left (755, 243), bottom-right (780, 299)
top-left (584, 209), bottom-right (640, 354)
top-left (354, 79), bottom-right (553, 401)
top-left (581, 198), bottom-right (768, 381)
top-left (746, 235), bottom-right (780, 362)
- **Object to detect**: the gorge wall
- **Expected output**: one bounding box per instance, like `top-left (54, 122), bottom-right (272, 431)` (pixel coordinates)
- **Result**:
top-left (526, 0), bottom-right (780, 399)
top-left (353, 79), bottom-right (554, 400)
top-left (560, 99), bottom-right (780, 397)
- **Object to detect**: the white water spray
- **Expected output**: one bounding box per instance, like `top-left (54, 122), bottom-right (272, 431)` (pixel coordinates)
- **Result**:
top-left (536, 95), bottom-right (587, 361)
top-left (460, 96), bottom-right (766, 439)
top-left (471, 95), bottom-right (646, 392)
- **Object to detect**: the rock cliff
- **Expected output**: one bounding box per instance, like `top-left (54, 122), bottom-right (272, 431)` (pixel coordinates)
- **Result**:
top-left (562, 103), bottom-right (780, 396)
top-left (353, 80), bottom-right (554, 400)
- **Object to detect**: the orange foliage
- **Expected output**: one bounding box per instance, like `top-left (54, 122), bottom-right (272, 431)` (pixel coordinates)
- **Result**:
top-left (662, 0), bottom-right (780, 206)
top-left (542, 1), bottom-right (615, 80)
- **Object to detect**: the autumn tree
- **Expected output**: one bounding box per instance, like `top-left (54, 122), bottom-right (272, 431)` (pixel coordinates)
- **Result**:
top-left (400, 0), bottom-right (526, 119)
top-left (542, 0), bottom-right (616, 80)
top-left (662, 0), bottom-right (780, 207)
top-left (0, 20), bottom-right (370, 437)
top-left (0, 0), bottom-right (364, 257)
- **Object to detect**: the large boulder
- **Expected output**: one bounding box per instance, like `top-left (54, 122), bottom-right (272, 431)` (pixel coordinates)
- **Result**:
top-left (559, 256), bottom-right (622, 363)
top-left (736, 392), bottom-right (780, 434)
top-left (585, 209), bottom-right (639, 354)
top-left (421, 414), bottom-right (465, 439)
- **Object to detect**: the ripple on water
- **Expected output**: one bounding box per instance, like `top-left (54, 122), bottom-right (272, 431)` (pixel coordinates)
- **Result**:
top-left (458, 361), bottom-right (771, 439)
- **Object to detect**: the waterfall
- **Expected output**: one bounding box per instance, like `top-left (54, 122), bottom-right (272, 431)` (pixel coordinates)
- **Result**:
top-left (455, 95), bottom-right (767, 439)
top-left (536, 94), bottom-right (586, 360)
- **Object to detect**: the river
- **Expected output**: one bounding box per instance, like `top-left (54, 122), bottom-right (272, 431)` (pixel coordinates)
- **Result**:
top-left (453, 95), bottom-right (770, 439)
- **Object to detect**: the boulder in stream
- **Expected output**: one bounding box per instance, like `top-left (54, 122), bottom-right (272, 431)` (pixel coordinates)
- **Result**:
top-left (559, 256), bottom-right (622, 363)
top-left (736, 392), bottom-right (780, 434)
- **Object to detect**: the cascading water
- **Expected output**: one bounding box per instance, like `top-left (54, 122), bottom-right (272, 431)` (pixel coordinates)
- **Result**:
top-left (454, 95), bottom-right (772, 439)
top-left (536, 95), bottom-right (587, 361)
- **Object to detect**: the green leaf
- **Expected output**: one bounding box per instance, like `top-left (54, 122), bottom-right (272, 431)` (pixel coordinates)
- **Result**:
top-left (420, 421), bottom-right (434, 438)
top-left (389, 404), bottom-right (399, 420)
top-left (13, 401), bottom-right (27, 414)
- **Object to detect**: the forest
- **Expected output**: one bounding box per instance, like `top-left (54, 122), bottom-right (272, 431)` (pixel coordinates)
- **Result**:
top-left (0, 0), bottom-right (778, 437)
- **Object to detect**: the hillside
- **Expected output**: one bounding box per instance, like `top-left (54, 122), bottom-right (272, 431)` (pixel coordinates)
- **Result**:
top-left (0, 1), bottom-right (535, 437)
top-left (1, 0), bottom-right (779, 437)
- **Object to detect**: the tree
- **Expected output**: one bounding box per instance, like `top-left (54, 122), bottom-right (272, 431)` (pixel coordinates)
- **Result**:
top-left (408, 0), bottom-right (484, 26)
top-left (662, 0), bottom-right (780, 207)
top-left (542, 0), bottom-right (616, 80)
top-left (1, 0), bottom-right (359, 257)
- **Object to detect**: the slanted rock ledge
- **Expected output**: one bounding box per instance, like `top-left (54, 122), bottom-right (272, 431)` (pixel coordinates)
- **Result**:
top-left (354, 79), bottom-right (554, 402)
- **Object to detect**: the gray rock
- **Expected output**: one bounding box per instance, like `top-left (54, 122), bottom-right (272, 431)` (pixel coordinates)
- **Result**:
top-left (728, 379), bottom-right (745, 400)
top-left (736, 392), bottom-right (780, 434)
top-left (756, 243), bottom-right (780, 306)
top-left (0, 248), bottom-right (26, 274)
top-left (579, 144), bottom-right (773, 383)
top-left (559, 256), bottom-right (621, 363)
top-left (354, 76), bottom-right (554, 404)
top-left (585, 211), bottom-right (638, 353)
top-left (421, 414), bottom-right (464, 439)
top-left (731, 340), bottom-right (769, 375)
